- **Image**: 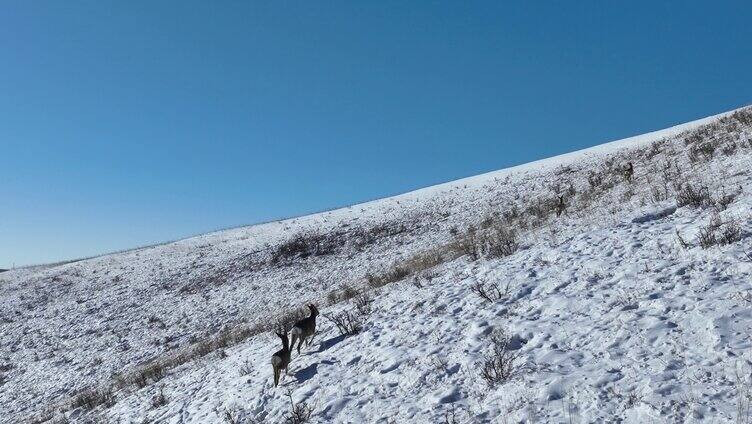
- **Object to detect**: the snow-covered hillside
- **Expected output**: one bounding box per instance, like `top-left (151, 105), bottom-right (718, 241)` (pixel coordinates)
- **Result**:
top-left (3, 106), bottom-right (752, 423)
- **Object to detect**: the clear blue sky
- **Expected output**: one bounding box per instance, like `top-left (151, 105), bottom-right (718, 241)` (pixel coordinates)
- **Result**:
top-left (1, 1), bottom-right (750, 268)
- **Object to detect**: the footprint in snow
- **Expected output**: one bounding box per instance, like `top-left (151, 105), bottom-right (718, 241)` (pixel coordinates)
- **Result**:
top-left (380, 360), bottom-right (402, 374)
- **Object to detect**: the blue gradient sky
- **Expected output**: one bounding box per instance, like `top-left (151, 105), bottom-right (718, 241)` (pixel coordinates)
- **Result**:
top-left (2, 1), bottom-right (750, 268)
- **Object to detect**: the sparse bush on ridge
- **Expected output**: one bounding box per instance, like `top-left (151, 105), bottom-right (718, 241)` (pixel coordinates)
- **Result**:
top-left (334, 284), bottom-right (358, 303)
top-left (429, 354), bottom-right (451, 375)
top-left (442, 404), bottom-right (473, 424)
top-left (645, 139), bottom-right (665, 160)
top-left (722, 141), bottom-right (739, 156)
top-left (587, 170), bottom-right (603, 189)
top-left (698, 213), bottom-right (742, 248)
top-left (326, 289), bottom-right (339, 304)
top-left (660, 159), bottom-right (683, 186)
top-left (650, 184), bottom-right (669, 203)
top-left (271, 231), bottom-right (339, 264)
top-left (365, 266), bottom-right (409, 289)
top-left (458, 221), bottom-right (519, 261)
top-left (284, 389), bottom-right (314, 424)
top-left (716, 189), bottom-right (738, 211)
top-left (688, 142), bottom-right (715, 163)
top-left (271, 221), bottom-right (409, 265)
top-left (479, 328), bottom-right (522, 388)
top-left (366, 244), bottom-right (455, 290)
top-left (524, 197), bottom-right (557, 226)
top-left (721, 222), bottom-right (743, 244)
top-left (131, 362), bottom-right (167, 389)
top-left (353, 291), bottom-right (373, 316)
top-left (458, 225), bottom-right (482, 261)
top-left (325, 310), bottom-right (364, 336)
top-left (676, 183), bottom-right (714, 209)
top-left (223, 405), bottom-right (262, 424)
top-left (485, 226), bottom-right (519, 258)
top-left (71, 387), bottom-right (115, 411)
top-left (470, 280), bottom-right (509, 303)
top-left (323, 288), bottom-right (374, 337)
top-left (698, 214), bottom-right (723, 248)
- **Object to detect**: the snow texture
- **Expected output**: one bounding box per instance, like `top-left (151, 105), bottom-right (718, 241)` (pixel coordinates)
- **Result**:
top-left (2, 106), bottom-right (752, 423)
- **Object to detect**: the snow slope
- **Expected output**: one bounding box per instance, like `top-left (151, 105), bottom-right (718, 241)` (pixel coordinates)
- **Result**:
top-left (106, 199), bottom-right (752, 423)
top-left (2, 106), bottom-right (752, 423)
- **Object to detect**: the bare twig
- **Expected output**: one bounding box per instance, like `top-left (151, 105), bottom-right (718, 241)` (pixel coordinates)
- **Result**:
top-left (470, 280), bottom-right (509, 303)
top-left (284, 389), bottom-right (314, 424)
top-left (324, 311), bottom-right (363, 336)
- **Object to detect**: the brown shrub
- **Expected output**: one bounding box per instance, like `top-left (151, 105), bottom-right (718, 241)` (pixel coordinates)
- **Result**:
top-left (698, 214), bottom-right (743, 248)
top-left (71, 387), bottom-right (115, 411)
top-left (676, 183), bottom-right (714, 208)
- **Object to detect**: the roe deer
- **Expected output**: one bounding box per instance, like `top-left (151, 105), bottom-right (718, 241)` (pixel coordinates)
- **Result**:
top-left (623, 162), bottom-right (634, 182)
top-left (271, 330), bottom-right (291, 387)
top-left (290, 304), bottom-right (319, 354)
top-left (555, 195), bottom-right (566, 217)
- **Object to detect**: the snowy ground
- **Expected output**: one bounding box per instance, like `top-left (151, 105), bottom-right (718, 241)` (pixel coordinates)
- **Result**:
top-left (3, 106), bottom-right (752, 423)
top-left (104, 200), bottom-right (752, 423)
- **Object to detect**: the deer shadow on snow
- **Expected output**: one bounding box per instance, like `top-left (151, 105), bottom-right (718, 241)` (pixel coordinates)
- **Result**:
top-left (293, 363), bottom-right (319, 384)
top-left (292, 334), bottom-right (347, 383)
top-left (315, 334), bottom-right (347, 353)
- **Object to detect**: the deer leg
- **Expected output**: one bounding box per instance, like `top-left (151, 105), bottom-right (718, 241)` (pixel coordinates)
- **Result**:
top-left (290, 333), bottom-right (298, 354)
